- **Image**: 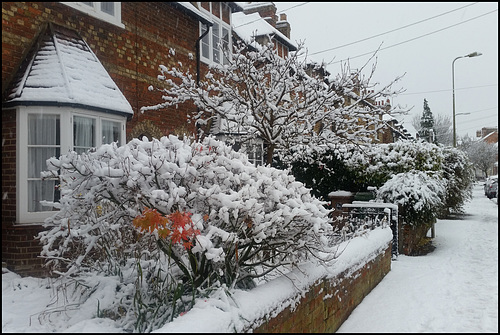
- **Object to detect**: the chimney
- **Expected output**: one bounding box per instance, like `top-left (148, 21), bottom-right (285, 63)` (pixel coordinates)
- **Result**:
top-left (276, 13), bottom-right (291, 38)
top-left (243, 3), bottom-right (278, 27)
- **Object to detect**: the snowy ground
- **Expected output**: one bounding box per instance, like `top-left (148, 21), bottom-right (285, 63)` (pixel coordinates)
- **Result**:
top-left (338, 183), bottom-right (498, 333)
top-left (2, 183), bottom-right (497, 333)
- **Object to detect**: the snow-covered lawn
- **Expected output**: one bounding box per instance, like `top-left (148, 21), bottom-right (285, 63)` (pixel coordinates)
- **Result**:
top-left (2, 183), bottom-right (497, 333)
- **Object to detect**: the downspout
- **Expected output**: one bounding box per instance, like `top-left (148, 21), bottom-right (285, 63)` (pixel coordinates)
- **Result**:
top-left (195, 22), bottom-right (211, 140)
top-left (196, 23), bottom-right (210, 87)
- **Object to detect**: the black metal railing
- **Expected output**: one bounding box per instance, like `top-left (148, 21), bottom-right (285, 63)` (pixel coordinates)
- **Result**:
top-left (335, 201), bottom-right (399, 259)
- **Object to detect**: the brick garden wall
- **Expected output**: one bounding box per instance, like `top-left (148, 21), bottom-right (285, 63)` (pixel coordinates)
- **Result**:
top-left (249, 243), bottom-right (392, 333)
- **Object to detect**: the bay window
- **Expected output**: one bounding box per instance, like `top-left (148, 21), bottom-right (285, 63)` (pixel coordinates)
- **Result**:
top-left (17, 106), bottom-right (126, 224)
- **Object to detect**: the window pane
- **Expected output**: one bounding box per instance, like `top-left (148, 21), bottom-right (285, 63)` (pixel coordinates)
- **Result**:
top-left (222, 3), bottom-right (230, 23)
top-left (82, 2), bottom-right (93, 6)
top-left (28, 147), bottom-right (60, 178)
top-left (28, 114), bottom-right (60, 145)
top-left (100, 2), bottom-right (115, 15)
top-left (201, 25), bottom-right (210, 59)
top-left (74, 116), bottom-right (96, 153)
top-left (26, 114), bottom-right (61, 213)
top-left (102, 119), bottom-right (121, 145)
top-left (201, 2), bottom-right (210, 11)
top-left (222, 27), bottom-right (230, 65)
top-left (212, 1), bottom-right (220, 18)
top-left (28, 180), bottom-right (60, 212)
top-left (212, 22), bottom-right (220, 63)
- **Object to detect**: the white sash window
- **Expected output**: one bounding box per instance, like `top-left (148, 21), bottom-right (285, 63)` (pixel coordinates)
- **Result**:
top-left (199, 2), bottom-right (232, 65)
top-left (60, 2), bottom-right (124, 28)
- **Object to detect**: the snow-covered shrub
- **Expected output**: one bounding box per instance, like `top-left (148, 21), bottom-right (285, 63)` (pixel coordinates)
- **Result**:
top-left (275, 145), bottom-right (368, 201)
top-left (375, 171), bottom-right (446, 225)
top-left (343, 139), bottom-right (443, 187)
top-left (439, 147), bottom-right (474, 217)
top-left (38, 135), bottom-right (334, 331)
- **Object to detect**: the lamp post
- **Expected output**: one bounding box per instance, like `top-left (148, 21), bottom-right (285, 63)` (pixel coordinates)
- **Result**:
top-left (452, 51), bottom-right (482, 147)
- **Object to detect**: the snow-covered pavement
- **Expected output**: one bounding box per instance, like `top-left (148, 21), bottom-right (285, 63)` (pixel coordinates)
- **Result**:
top-left (337, 183), bottom-right (498, 333)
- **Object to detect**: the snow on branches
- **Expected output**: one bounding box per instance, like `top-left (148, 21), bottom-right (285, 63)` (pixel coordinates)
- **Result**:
top-left (142, 41), bottom-right (404, 165)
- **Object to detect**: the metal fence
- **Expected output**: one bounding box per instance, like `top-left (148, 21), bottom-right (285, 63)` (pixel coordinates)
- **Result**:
top-left (336, 201), bottom-right (399, 259)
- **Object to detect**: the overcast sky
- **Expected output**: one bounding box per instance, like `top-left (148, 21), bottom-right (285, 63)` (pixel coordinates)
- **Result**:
top-left (274, 2), bottom-right (498, 139)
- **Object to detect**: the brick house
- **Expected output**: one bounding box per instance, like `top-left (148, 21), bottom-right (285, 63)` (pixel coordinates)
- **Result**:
top-left (2, 2), bottom-right (299, 276)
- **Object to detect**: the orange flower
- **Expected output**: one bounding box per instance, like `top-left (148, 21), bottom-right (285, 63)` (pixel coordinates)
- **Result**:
top-left (133, 208), bottom-right (200, 250)
top-left (168, 211), bottom-right (200, 250)
top-left (133, 207), bottom-right (168, 234)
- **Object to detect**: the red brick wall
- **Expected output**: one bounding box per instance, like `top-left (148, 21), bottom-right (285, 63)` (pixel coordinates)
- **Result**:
top-left (2, 2), bottom-right (207, 276)
top-left (2, 225), bottom-right (47, 277)
top-left (249, 243), bottom-right (392, 333)
top-left (2, 2), bottom-right (202, 135)
top-left (1, 110), bottom-right (16, 225)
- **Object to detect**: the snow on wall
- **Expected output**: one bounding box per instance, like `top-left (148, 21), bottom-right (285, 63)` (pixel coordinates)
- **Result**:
top-left (154, 226), bottom-right (392, 333)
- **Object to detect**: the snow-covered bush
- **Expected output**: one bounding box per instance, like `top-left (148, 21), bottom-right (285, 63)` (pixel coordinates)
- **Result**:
top-left (375, 171), bottom-right (446, 225)
top-left (275, 145), bottom-right (367, 201)
top-left (439, 147), bottom-right (474, 217)
top-left (38, 135), bottom-right (335, 331)
top-left (343, 139), bottom-right (443, 186)
top-left (286, 140), bottom-right (473, 223)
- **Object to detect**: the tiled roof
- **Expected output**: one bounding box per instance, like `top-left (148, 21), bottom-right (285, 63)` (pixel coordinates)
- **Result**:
top-left (3, 23), bottom-right (133, 116)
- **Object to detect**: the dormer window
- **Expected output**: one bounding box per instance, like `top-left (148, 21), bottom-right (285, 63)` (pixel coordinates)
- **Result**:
top-left (60, 2), bottom-right (124, 28)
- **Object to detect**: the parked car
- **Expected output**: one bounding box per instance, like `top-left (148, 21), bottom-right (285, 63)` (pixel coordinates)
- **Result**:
top-left (484, 175), bottom-right (498, 196)
top-left (486, 180), bottom-right (498, 199)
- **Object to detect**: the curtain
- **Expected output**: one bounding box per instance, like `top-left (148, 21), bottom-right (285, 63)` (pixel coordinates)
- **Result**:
top-left (102, 119), bottom-right (121, 145)
top-left (27, 114), bottom-right (60, 212)
top-left (73, 115), bottom-right (95, 154)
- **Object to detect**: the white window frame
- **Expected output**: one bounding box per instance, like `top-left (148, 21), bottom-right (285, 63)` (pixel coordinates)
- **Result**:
top-left (243, 141), bottom-right (265, 166)
top-left (198, 2), bottom-right (232, 65)
top-left (16, 106), bottom-right (126, 224)
top-left (60, 2), bottom-right (124, 28)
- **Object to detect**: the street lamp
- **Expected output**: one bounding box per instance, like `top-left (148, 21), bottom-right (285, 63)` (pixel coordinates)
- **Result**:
top-left (452, 51), bottom-right (482, 147)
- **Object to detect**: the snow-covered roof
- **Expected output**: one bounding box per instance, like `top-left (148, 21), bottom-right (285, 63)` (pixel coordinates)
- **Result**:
top-left (232, 12), bottom-right (297, 51)
top-left (3, 23), bottom-right (133, 116)
top-left (479, 129), bottom-right (498, 143)
top-left (235, 2), bottom-right (275, 11)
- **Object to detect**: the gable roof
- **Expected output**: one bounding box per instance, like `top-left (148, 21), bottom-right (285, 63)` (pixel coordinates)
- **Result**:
top-left (3, 23), bottom-right (133, 116)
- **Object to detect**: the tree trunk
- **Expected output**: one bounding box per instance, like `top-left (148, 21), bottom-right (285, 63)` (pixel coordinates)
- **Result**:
top-left (265, 143), bottom-right (275, 166)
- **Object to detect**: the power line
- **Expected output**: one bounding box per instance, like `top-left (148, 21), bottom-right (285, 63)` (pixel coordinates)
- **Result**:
top-left (309, 2), bottom-right (479, 56)
top-left (313, 9), bottom-right (497, 65)
top-left (276, 2), bottom-right (310, 14)
top-left (399, 84), bottom-right (498, 96)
